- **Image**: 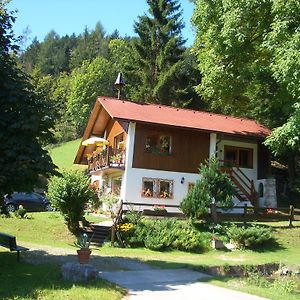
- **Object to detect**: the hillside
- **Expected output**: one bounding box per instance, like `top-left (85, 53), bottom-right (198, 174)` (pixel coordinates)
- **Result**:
top-left (48, 139), bottom-right (86, 171)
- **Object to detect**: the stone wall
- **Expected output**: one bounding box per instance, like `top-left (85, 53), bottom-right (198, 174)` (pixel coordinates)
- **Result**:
top-left (257, 178), bottom-right (277, 207)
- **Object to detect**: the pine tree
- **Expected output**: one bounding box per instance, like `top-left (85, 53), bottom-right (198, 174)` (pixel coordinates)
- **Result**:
top-left (133, 0), bottom-right (186, 105)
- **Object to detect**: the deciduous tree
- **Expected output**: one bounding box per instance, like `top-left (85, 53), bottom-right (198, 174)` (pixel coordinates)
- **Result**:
top-left (0, 3), bottom-right (56, 208)
top-left (192, 0), bottom-right (300, 128)
top-left (67, 56), bottom-right (115, 135)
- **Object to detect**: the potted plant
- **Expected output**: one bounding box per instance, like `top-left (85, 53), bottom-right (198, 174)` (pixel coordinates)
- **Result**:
top-left (74, 233), bottom-right (92, 264)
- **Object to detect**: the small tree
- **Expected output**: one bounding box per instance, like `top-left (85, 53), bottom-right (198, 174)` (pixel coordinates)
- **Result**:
top-left (47, 170), bottom-right (97, 234)
top-left (181, 157), bottom-right (235, 219)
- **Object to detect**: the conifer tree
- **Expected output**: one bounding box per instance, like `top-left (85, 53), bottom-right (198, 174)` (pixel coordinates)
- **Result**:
top-left (133, 0), bottom-right (186, 105)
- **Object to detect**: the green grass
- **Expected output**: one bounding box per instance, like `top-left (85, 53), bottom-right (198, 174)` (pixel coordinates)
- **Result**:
top-left (2, 214), bottom-right (300, 300)
top-left (48, 139), bottom-right (86, 171)
top-left (0, 252), bottom-right (125, 300)
top-left (0, 212), bottom-right (107, 248)
top-left (202, 276), bottom-right (300, 300)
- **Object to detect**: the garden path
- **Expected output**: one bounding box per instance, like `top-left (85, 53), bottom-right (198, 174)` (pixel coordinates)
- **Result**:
top-left (22, 242), bottom-right (268, 300)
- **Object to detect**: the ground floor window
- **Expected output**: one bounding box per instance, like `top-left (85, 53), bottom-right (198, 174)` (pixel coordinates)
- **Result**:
top-left (141, 178), bottom-right (173, 199)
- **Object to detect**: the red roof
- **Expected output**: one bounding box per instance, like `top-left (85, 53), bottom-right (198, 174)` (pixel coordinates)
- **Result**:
top-left (99, 97), bottom-right (270, 138)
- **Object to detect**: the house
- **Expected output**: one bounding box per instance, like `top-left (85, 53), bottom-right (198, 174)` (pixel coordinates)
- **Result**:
top-left (74, 96), bottom-right (277, 211)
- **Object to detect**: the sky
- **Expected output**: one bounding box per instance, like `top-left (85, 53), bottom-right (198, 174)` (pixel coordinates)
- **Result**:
top-left (7, 0), bottom-right (196, 48)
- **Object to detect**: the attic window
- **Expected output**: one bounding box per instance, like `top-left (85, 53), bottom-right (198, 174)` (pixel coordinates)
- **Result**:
top-left (145, 134), bottom-right (172, 154)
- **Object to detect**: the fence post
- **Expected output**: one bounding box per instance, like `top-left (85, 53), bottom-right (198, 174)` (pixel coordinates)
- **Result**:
top-left (210, 203), bottom-right (218, 223)
top-left (243, 203), bottom-right (247, 225)
top-left (289, 205), bottom-right (294, 228)
top-left (111, 225), bottom-right (115, 246)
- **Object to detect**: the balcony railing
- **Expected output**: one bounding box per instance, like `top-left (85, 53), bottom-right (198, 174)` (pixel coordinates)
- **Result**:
top-left (87, 147), bottom-right (126, 173)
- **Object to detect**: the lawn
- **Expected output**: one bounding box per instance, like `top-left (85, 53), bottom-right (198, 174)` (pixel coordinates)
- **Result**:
top-left (1, 213), bottom-right (300, 299)
top-left (0, 252), bottom-right (125, 300)
top-left (1, 214), bottom-right (300, 266)
top-left (48, 139), bottom-right (86, 171)
top-left (0, 212), bottom-right (125, 300)
top-left (0, 212), bottom-right (107, 248)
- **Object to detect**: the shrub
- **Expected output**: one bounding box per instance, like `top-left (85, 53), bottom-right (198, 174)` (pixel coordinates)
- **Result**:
top-left (172, 223), bottom-right (210, 252)
top-left (122, 221), bottom-right (147, 248)
top-left (226, 224), bottom-right (275, 249)
top-left (123, 209), bottom-right (143, 225)
top-left (181, 157), bottom-right (235, 219)
top-left (121, 218), bottom-right (209, 252)
top-left (47, 170), bottom-right (97, 234)
top-left (15, 205), bottom-right (27, 218)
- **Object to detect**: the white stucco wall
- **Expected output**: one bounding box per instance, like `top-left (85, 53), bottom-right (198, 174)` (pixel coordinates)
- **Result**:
top-left (120, 122), bottom-right (136, 201)
top-left (122, 167), bottom-right (199, 211)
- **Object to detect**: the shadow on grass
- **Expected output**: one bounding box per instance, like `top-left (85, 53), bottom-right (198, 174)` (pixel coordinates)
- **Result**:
top-left (0, 247), bottom-right (292, 298)
top-left (0, 251), bottom-right (126, 300)
top-left (250, 239), bottom-right (286, 253)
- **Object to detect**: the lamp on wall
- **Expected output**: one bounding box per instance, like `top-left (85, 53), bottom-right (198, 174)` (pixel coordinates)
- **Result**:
top-left (180, 177), bottom-right (185, 184)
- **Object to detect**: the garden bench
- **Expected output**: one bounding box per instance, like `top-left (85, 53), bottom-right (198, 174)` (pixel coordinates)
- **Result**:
top-left (0, 232), bottom-right (29, 261)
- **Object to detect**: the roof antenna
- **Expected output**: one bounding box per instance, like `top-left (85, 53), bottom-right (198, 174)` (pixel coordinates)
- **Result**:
top-left (114, 72), bottom-right (125, 99)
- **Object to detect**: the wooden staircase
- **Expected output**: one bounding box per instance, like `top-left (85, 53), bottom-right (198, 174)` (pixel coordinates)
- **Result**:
top-left (82, 224), bottom-right (111, 246)
top-left (221, 164), bottom-right (258, 207)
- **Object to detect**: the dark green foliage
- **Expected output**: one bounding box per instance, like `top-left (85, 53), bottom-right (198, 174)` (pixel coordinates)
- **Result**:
top-left (180, 157), bottom-right (235, 219)
top-left (121, 218), bottom-right (210, 252)
top-left (132, 0), bottom-right (187, 105)
top-left (192, 0), bottom-right (299, 129)
top-left (15, 205), bottom-right (27, 218)
top-left (35, 31), bottom-right (77, 75)
top-left (0, 3), bottom-right (56, 208)
top-left (47, 170), bottom-right (97, 234)
top-left (69, 22), bottom-right (109, 70)
top-left (226, 224), bottom-right (275, 249)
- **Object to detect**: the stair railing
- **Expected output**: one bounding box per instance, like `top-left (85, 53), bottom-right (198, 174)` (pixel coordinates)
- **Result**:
top-left (220, 160), bottom-right (258, 207)
top-left (111, 200), bottom-right (124, 247)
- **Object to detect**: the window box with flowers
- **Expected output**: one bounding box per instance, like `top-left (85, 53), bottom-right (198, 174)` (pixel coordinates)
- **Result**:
top-left (144, 205), bottom-right (168, 216)
top-left (141, 178), bottom-right (173, 199)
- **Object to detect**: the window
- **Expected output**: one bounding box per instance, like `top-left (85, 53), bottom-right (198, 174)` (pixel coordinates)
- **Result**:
top-left (142, 178), bottom-right (156, 197)
top-left (142, 178), bottom-right (173, 199)
top-left (145, 134), bottom-right (172, 154)
top-left (224, 146), bottom-right (253, 168)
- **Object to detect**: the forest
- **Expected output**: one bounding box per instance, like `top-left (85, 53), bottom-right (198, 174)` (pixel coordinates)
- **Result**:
top-left (1, 0), bottom-right (300, 204)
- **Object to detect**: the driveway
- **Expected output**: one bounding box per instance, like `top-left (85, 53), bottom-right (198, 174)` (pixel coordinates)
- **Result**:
top-left (99, 268), bottom-right (268, 300)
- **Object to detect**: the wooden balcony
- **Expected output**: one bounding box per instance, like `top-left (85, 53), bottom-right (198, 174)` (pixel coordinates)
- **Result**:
top-left (87, 147), bottom-right (125, 173)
